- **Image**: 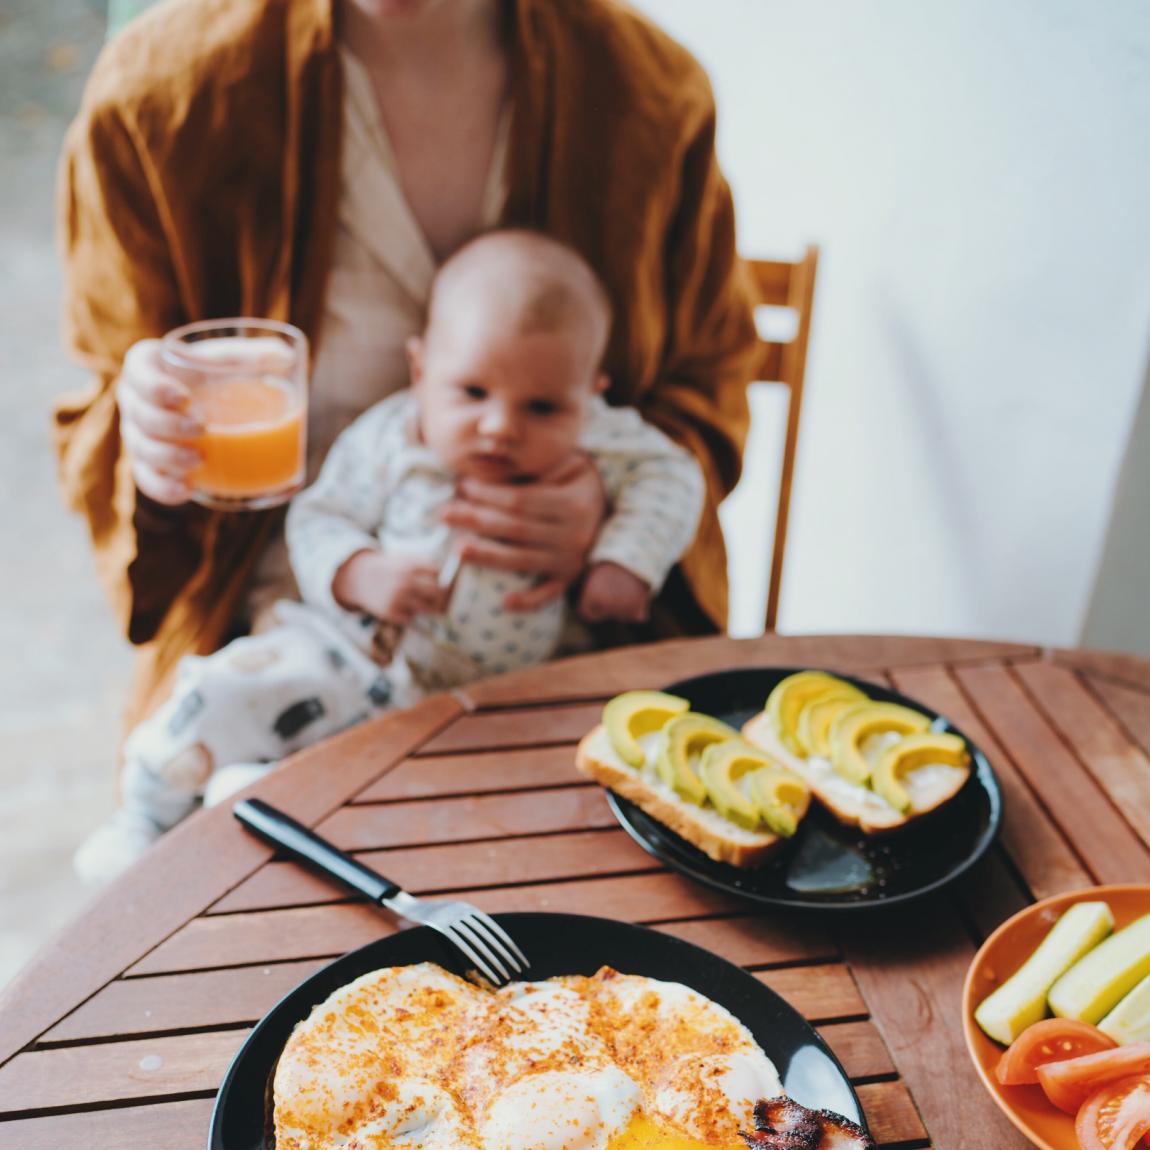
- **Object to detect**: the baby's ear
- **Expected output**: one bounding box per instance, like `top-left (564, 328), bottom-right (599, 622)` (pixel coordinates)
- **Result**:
top-left (592, 372), bottom-right (610, 395)
top-left (406, 336), bottom-right (426, 385)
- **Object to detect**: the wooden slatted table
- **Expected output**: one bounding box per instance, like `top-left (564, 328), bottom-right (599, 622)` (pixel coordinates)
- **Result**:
top-left (3, 633), bottom-right (1150, 1149)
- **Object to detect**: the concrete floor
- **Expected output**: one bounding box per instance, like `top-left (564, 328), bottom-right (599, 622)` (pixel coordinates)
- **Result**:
top-left (0, 1), bottom-right (132, 986)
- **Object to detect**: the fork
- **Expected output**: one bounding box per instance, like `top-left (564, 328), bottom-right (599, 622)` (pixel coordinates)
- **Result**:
top-left (233, 798), bottom-right (530, 987)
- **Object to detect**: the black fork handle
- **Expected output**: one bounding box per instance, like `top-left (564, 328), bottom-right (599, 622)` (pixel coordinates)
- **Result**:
top-left (233, 798), bottom-right (401, 904)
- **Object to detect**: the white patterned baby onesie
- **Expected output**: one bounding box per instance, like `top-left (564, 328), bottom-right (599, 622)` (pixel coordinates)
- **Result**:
top-left (286, 390), bottom-right (706, 700)
top-left (79, 390), bottom-right (703, 884)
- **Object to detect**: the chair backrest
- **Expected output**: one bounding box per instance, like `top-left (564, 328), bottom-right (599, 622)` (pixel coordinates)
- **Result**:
top-left (744, 246), bottom-right (819, 632)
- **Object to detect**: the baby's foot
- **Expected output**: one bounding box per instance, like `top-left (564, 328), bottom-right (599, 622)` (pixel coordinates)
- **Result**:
top-left (73, 810), bottom-right (163, 886)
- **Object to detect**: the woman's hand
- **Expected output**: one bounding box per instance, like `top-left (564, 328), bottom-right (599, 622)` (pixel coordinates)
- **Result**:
top-left (442, 455), bottom-right (608, 611)
top-left (116, 339), bottom-right (203, 505)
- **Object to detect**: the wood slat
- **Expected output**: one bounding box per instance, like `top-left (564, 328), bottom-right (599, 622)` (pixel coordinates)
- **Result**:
top-left (417, 701), bottom-right (604, 755)
top-left (816, 1019), bottom-right (897, 1080)
top-left (0, 1030), bottom-right (244, 1116)
top-left (654, 915), bottom-right (836, 968)
top-left (1051, 646), bottom-right (1150, 692)
top-left (754, 964), bottom-right (867, 1023)
top-left (841, 666), bottom-right (905, 686)
top-left (435, 872), bottom-right (746, 925)
top-left (955, 663), bottom-right (1150, 882)
top-left (0, 693), bottom-right (463, 1069)
top-left (856, 1079), bottom-right (931, 1146)
top-left (842, 902), bottom-right (1031, 1149)
top-left (210, 828), bottom-right (661, 914)
top-left (1089, 674), bottom-right (1150, 758)
top-left (0, 1022), bottom-right (897, 1134)
top-left (755, 339), bottom-right (784, 383)
top-left (0, 1024), bottom-right (894, 1136)
top-left (0, 1081), bottom-right (915, 1150)
top-left (0, 1051), bottom-right (912, 1146)
top-left (890, 664), bottom-right (1090, 904)
top-left (43, 960), bottom-right (329, 1045)
top-left (317, 785), bottom-right (617, 851)
top-left (459, 635), bottom-right (1039, 709)
top-left (0, 1055), bottom-right (909, 1149)
top-left (951, 848), bottom-right (1031, 945)
top-left (131, 873), bottom-right (745, 977)
top-left (0, 1098), bottom-right (215, 1150)
top-left (1015, 661), bottom-right (1150, 852)
top-left (55, 915), bottom-right (840, 1045)
top-left (748, 257), bottom-right (794, 303)
top-left (354, 744), bottom-right (586, 803)
top-left (129, 903), bottom-right (395, 977)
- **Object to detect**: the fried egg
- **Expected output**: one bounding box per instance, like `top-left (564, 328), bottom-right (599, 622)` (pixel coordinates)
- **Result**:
top-left (339, 1080), bottom-right (471, 1149)
top-left (273, 963), bottom-right (783, 1150)
top-left (573, 972), bottom-right (783, 1144)
top-left (482, 1065), bottom-right (642, 1150)
top-left (461, 980), bottom-right (613, 1114)
top-left (273, 963), bottom-right (487, 1141)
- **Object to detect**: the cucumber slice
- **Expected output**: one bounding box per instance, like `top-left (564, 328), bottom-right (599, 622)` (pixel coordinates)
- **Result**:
top-left (974, 901), bottom-right (1114, 1045)
top-left (1050, 913), bottom-right (1150, 1025)
top-left (1098, 970), bottom-right (1150, 1044)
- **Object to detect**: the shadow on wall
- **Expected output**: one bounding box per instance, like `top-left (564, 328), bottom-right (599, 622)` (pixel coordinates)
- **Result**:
top-left (878, 282), bottom-right (984, 623)
top-left (1082, 323), bottom-right (1150, 657)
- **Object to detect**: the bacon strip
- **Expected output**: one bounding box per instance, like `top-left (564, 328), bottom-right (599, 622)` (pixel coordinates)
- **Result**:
top-left (741, 1098), bottom-right (875, 1150)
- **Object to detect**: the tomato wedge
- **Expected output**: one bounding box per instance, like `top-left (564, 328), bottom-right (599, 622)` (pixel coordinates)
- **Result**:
top-left (1076, 1075), bottom-right (1150, 1150)
top-left (995, 1019), bottom-right (1117, 1086)
top-left (1036, 1043), bottom-right (1150, 1114)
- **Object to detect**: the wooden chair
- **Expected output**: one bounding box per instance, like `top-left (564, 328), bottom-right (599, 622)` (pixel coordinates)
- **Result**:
top-left (744, 246), bottom-right (819, 632)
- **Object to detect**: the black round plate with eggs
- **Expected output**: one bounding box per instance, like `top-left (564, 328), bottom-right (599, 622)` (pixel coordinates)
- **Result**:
top-left (605, 666), bottom-right (1002, 913)
top-left (209, 912), bottom-right (863, 1149)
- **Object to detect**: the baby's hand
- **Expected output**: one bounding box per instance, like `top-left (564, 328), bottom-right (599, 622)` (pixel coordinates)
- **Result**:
top-left (332, 550), bottom-right (449, 626)
top-left (577, 562), bottom-right (652, 624)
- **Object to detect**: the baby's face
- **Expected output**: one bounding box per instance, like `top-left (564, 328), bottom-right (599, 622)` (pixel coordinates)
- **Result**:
top-left (410, 314), bottom-right (601, 482)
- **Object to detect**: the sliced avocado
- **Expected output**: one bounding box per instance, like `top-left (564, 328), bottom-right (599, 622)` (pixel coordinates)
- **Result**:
top-left (796, 689), bottom-right (865, 758)
top-left (699, 740), bottom-right (772, 829)
top-left (828, 702), bottom-right (932, 786)
top-left (973, 901), bottom-right (1114, 1044)
top-left (655, 713), bottom-right (738, 805)
top-left (746, 767), bottom-right (810, 838)
top-left (764, 671), bottom-right (845, 756)
top-left (1098, 969), bottom-right (1150, 1044)
top-left (1049, 912), bottom-right (1150, 1024)
top-left (603, 690), bottom-right (689, 768)
top-left (871, 732), bottom-right (969, 813)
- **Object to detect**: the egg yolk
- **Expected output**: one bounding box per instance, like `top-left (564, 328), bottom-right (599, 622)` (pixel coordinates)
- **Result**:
top-left (606, 1111), bottom-right (745, 1150)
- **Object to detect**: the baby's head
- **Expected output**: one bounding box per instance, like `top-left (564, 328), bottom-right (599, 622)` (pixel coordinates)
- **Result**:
top-left (407, 229), bottom-right (611, 482)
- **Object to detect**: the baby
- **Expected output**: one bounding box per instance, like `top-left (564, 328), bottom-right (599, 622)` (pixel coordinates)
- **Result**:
top-left (75, 230), bottom-right (705, 884)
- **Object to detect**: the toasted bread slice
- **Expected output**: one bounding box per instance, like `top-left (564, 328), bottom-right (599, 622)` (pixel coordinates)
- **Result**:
top-left (576, 725), bottom-right (786, 867)
top-left (741, 711), bottom-right (969, 834)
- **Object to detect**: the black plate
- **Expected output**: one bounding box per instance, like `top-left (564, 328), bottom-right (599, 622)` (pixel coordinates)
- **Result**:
top-left (209, 911), bottom-right (862, 1149)
top-left (606, 666), bottom-right (1002, 912)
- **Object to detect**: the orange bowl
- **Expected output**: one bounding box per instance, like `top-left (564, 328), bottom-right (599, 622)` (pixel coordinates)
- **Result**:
top-left (962, 884), bottom-right (1150, 1150)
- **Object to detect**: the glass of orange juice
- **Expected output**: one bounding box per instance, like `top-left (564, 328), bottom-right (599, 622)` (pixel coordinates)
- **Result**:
top-left (161, 319), bottom-right (308, 510)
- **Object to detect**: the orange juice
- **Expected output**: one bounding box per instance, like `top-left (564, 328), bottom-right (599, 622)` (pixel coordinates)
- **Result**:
top-left (189, 375), bottom-right (305, 499)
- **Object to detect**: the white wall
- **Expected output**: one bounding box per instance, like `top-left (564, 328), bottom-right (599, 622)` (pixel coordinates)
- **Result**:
top-left (632, 0), bottom-right (1150, 644)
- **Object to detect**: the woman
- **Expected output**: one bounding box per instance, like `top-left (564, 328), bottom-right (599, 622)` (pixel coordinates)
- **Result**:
top-left (56, 0), bottom-right (757, 733)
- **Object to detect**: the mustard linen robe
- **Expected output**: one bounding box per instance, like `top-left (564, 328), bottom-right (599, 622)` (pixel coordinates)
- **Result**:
top-left (55, 0), bottom-right (758, 727)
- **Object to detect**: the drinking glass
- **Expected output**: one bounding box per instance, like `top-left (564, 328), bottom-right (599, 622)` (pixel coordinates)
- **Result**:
top-left (161, 319), bottom-right (308, 511)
